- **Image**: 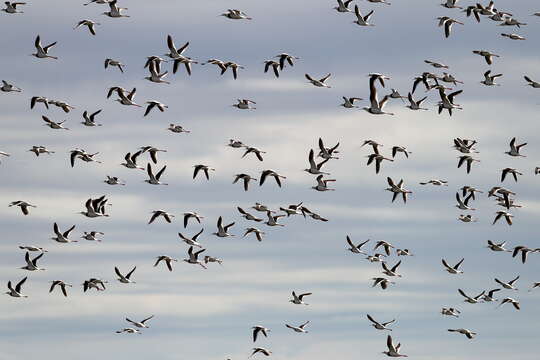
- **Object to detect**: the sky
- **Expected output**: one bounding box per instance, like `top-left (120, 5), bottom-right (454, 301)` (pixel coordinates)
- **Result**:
top-left (1, 0), bottom-right (540, 359)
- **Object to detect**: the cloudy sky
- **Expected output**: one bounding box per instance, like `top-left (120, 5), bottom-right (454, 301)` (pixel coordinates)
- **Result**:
top-left (1, 0), bottom-right (540, 359)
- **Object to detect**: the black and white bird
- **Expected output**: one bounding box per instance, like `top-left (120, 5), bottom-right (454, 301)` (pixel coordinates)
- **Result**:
top-left (290, 291), bottom-right (312, 305)
top-left (51, 222), bottom-right (77, 243)
top-left (252, 326), bottom-right (270, 342)
top-left (285, 321), bottom-right (310, 333)
top-left (6, 277), bottom-right (28, 297)
top-left (442, 258), bottom-right (464, 274)
top-left (9, 201), bottom-right (36, 215)
top-left (126, 315), bottom-right (154, 328)
top-left (49, 280), bottom-right (72, 297)
top-left (367, 314), bottom-right (395, 331)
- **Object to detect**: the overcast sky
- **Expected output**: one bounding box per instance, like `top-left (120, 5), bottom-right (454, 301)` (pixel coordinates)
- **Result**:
top-left (1, 1), bottom-right (540, 359)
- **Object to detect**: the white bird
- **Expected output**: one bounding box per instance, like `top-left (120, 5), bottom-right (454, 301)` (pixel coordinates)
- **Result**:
top-left (382, 335), bottom-right (408, 357)
top-left (290, 291), bottom-right (312, 305)
top-left (305, 73), bottom-right (331, 88)
top-left (367, 314), bottom-right (395, 331)
top-left (442, 258), bottom-right (464, 274)
top-left (32, 35), bottom-right (57, 59)
top-left (126, 315), bottom-right (154, 328)
top-left (6, 277), bottom-right (28, 297)
top-left (115, 266), bottom-right (136, 283)
top-left (285, 321), bottom-right (310, 333)
top-left (51, 222), bottom-right (77, 243)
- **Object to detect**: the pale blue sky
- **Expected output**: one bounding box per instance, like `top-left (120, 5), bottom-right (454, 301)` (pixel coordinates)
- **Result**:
top-left (1, 1), bottom-right (540, 359)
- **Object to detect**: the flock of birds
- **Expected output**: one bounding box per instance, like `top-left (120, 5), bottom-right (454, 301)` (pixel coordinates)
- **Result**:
top-left (2, 0), bottom-right (540, 358)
